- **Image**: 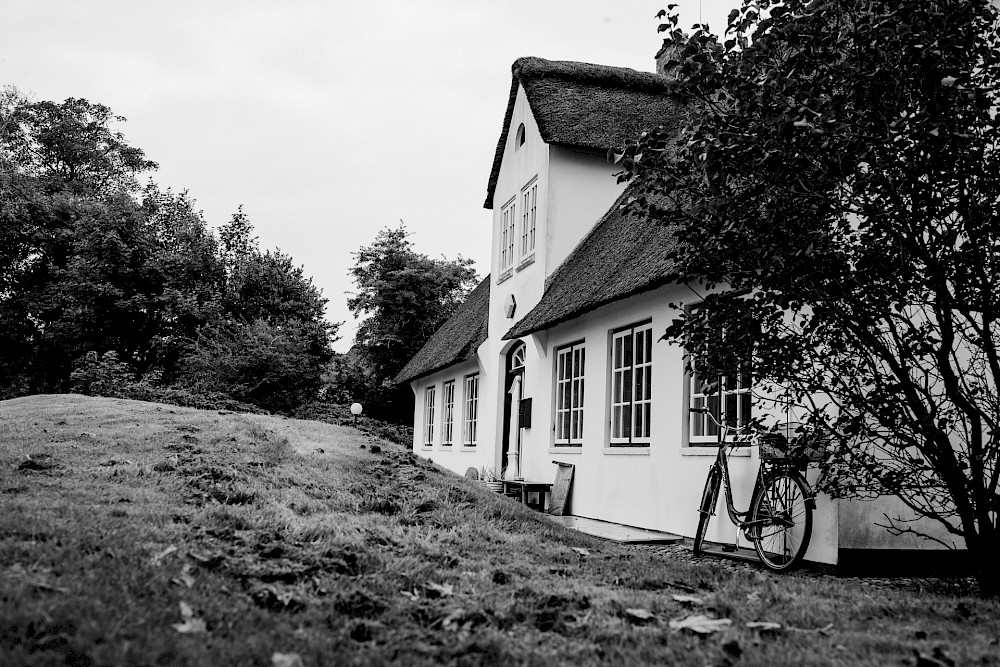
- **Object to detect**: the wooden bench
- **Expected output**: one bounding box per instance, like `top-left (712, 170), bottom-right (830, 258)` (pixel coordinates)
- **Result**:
top-left (500, 480), bottom-right (552, 512)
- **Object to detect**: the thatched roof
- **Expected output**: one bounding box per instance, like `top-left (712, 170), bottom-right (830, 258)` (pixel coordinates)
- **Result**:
top-left (504, 186), bottom-right (681, 339)
top-left (394, 277), bottom-right (491, 385)
top-left (484, 57), bottom-right (681, 209)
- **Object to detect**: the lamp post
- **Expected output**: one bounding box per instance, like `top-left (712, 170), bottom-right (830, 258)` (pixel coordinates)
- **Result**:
top-left (350, 402), bottom-right (363, 426)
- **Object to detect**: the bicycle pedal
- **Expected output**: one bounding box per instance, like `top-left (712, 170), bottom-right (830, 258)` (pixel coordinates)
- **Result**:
top-left (722, 543), bottom-right (738, 553)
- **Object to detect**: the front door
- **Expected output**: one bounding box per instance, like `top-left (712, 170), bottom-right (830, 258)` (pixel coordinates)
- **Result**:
top-left (501, 343), bottom-right (525, 479)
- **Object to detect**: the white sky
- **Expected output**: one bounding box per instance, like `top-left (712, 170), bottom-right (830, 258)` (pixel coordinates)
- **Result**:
top-left (2, 0), bottom-right (735, 352)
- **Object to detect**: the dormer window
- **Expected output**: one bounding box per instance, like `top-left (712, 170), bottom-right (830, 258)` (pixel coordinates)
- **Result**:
top-left (515, 123), bottom-right (526, 149)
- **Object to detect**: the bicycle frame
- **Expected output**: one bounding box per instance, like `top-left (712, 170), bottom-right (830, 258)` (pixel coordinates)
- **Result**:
top-left (710, 441), bottom-right (801, 538)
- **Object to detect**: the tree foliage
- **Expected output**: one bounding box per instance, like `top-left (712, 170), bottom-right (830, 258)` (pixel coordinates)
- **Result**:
top-left (624, 1), bottom-right (1000, 594)
top-left (0, 89), bottom-right (336, 411)
top-left (346, 223), bottom-right (478, 420)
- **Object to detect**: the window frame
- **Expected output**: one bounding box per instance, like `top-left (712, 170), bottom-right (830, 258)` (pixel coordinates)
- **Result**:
top-left (462, 373), bottom-right (480, 447)
top-left (554, 340), bottom-right (586, 447)
top-left (499, 197), bottom-right (516, 273)
top-left (683, 304), bottom-right (755, 447)
top-left (520, 178), bottom-right (537, 259)
top-left (441, 380), bottom-right (455, 446)
top-left (687, 368), bottom-right (753, 446)
top-left (609, 320), bottom-right (654, 447)
top-left (423, 385), bottom-right (436, 447)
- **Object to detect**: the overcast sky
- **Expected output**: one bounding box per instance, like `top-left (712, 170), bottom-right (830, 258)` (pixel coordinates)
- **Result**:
top-left (2, 0), bottom-right (734, 352)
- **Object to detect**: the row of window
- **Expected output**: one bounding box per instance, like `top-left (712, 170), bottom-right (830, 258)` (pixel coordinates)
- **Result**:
top-left (499, 177), bottom-right (538, 274)
top-left (424, 374), bottom-right (479, 447)
top-left (421, 321), bottom-right (752, 450)
top-left (554, 321), bottom-right (654, 447)
top-left (555, 320), bottom-right (751, 448)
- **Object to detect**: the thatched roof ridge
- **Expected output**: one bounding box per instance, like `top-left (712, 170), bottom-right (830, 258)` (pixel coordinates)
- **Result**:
top-left (484, 57), bottom-right (681, 209)
top-left (504, 186), bottom-right (681, 339)
top-left (394, 276), bottom-right (491, 385)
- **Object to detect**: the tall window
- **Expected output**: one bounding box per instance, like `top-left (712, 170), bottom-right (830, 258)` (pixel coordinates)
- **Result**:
top-left (610, 322), bottom-right (653, 446)
top-left (520, 180), bottom-right (537, 258)
top-left (441, 380), bottom-right (455, 446)
top-left (463, 374), bottom-right (479, 446)
top-left (689, 369), bottom-right (753, 445)
top-left (500, 199), bottom-right (516, 272)
top-left (423, 385), bottom-right (436, 446)
top-left (555, 342), bottom-right (585, 446)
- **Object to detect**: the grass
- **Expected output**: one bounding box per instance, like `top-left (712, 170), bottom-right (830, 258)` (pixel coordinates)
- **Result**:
top-left (1, 394), bottom-right (998, 666)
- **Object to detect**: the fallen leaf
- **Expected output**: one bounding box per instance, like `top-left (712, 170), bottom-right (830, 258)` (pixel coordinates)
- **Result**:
top-left (671, 594), bottom-right (703, 605)
top-left (400, 589), bottom-right (420, 601)
top-left (424, 582), bottom-right (454, 598)
top-left (172, 601), bottom-right (207, 634)
top-left (150, 545), bottom-right (178, 566)
top-left (272, 653), bottom-right (304, 667)
top-left (624, 608), bottom-right (656, 623)
top-left (169, 564), bottom-right (195, 589)
top-left (669, 614), bottom-right (732, 635)
top-left (571, 547), bottom-right (591, 558)
top-left (940, 76), bottom-right (957, 87)
top-left (746, 621), bottom-right (782, 631)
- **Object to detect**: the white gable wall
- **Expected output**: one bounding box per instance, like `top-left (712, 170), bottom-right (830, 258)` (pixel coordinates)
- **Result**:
top-left (546, 145), bottom-right (627, 274)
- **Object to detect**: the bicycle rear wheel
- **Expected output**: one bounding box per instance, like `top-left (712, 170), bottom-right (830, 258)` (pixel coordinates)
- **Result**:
top-left (693, 465), bottom-right (721, 556)
top-left (749, 471), bottom-right (812, 571)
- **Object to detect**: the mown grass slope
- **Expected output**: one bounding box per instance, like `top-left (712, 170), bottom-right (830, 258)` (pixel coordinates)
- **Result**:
top-left (1, 394), bottom-right (998, 666)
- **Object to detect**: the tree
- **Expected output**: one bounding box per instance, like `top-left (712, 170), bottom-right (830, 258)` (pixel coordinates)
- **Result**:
top-left (0, 92), bottom-right (336, 411)
top-left (621, 1), bottom-right (1000, 594)
top-left (174, 211), bottom-right (337, 412)
top-left (347, 223), bottom-right (478, 420)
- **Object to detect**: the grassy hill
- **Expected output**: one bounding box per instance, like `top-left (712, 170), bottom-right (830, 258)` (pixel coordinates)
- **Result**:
top-left (1, 395), bottom-right (998, 666)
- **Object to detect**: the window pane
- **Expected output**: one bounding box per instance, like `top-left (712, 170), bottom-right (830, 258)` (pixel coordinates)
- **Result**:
top-left (740, 391), bottom-right (752, 427)
top-left (622, 404), bottom-right (632, 438)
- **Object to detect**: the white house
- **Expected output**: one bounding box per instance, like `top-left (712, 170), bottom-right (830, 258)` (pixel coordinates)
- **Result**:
top-left (394, 53), bottom-right (963, 571)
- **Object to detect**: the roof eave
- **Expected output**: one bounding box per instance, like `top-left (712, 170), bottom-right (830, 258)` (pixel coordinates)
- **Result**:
top-left (503, 275), bottom-right (681, 341)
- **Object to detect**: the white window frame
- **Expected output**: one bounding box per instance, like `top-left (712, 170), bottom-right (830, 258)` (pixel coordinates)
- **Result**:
top-left (441, 380), bottom-right (455, 446)
top-left (423, 385), bottom-right (436, 447)
top-left (520, 178), bottom-right (537, 259)
top-left (610, 321), bottom-right (653, 447)
top-left (554, 341), bottom-right (585, 446)
top-left (500, 198), bottom-right (516, 272)
top-left (463, 373), bottom-right (479, 447)
top-left (688, 366), bottom-right (753, 446)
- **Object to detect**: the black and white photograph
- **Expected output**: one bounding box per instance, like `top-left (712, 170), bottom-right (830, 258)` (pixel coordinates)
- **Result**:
top-left (2, 1), bottom-right (1000, 664)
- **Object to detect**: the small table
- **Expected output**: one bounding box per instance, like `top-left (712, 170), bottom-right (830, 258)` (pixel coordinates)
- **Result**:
top-left (501, 480), bottom-right (553, 512)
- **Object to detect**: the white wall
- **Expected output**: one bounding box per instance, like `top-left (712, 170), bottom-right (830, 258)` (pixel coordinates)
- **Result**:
top-left (509, 283), bottom-right (841, 565)
top-left (409, 356), bottom-right (497, 477)
top-left (546, 144), bottom-right (627, 274)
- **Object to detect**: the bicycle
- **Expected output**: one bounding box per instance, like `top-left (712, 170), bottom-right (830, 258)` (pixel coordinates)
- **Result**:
top-left (691, 411), bottom-right (820, 572)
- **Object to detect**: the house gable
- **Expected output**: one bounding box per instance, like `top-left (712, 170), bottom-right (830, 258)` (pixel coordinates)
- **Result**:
top-left (484, 57), bottom-right (680, 210)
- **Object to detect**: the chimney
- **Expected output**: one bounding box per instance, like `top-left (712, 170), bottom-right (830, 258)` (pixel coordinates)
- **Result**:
top-left (655, 34), bottom-right (688, 79)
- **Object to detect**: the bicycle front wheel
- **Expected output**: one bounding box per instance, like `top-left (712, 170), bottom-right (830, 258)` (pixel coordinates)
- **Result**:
top-left (749, 471), bottom-right (812, 571)
top-left (693, 465), bottom-right (720, 556)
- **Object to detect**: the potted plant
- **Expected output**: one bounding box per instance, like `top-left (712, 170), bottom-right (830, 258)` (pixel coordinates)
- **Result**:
top-left (480, 466), bottom-right (504, 494)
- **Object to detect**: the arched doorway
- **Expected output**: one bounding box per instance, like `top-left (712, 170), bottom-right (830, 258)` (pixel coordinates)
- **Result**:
top-left (501, 342), bottom-right (525, 479)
